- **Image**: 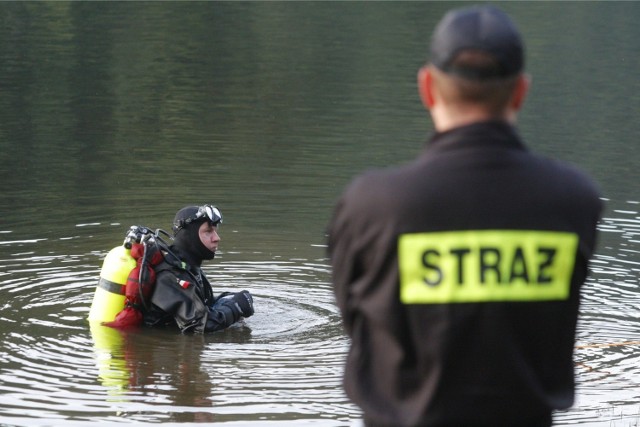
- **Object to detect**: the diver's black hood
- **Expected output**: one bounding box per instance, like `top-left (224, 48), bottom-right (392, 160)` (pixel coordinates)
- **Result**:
top-left (171, 207), bottom-right (216, 266)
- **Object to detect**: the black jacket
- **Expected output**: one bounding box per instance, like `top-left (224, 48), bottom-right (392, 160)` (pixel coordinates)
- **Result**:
top-left (328, 121), bottom-right (603, 426)
top-left (144, 247), bottom-right (237, 334)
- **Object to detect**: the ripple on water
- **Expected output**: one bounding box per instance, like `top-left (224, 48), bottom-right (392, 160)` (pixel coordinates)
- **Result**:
top-left (3, 205), bottom-right (640, 426)
top-left (0, 241), bottom-right (359, 426)
top-left (557, 203), bottom-right (640, 426)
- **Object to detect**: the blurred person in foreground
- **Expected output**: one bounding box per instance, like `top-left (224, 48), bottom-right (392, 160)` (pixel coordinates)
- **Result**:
top-left (327, 5), bottom-right (602, 427)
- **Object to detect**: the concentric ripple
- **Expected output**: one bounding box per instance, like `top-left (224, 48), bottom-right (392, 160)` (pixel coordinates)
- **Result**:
top-left (3, 204), bottom-right (640, 426)
top-left (0, 231), bottom-right (360, 426)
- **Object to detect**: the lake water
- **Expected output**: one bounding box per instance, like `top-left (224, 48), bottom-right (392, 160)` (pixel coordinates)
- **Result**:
top-left (1, 2), bottom-right (639, 426)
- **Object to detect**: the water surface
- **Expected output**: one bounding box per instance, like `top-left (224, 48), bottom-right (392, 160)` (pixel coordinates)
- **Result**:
top-left (1, 2), bottom-right (639, 426)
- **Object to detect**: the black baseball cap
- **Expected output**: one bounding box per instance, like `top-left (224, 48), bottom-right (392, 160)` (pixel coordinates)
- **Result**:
top-left (429, 5), bottom-right (524, 80)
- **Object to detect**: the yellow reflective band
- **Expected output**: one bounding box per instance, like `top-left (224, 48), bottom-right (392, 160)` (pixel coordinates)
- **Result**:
top-left (398, 230), bottom-right (578, 304)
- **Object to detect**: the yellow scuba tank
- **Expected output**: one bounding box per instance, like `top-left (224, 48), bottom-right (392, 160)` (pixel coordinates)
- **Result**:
top-left (88, 245), bottom-right (137, 323)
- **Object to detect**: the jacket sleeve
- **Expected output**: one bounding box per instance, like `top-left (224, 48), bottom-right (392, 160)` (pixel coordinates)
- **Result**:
top-left (206, 297), bottom-right (241, 332)
top-left (327, 192), bottom-right (363, 337)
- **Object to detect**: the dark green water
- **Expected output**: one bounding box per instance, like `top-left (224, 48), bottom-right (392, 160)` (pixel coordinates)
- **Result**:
top-left (1, 2), bottom-right (639, 426)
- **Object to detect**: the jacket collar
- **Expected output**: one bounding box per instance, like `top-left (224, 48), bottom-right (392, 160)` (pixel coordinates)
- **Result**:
top-left (426, 120), bottom-right (527, 153)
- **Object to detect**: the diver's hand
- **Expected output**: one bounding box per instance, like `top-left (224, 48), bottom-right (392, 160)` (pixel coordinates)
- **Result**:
top-left (231, 290), bottom-right (254, 317)
top-left (218, 290), bottom-right (254, 319)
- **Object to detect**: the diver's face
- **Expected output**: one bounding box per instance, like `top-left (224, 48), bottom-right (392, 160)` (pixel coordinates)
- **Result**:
top-left (198, 222), bottom-right (220, 253)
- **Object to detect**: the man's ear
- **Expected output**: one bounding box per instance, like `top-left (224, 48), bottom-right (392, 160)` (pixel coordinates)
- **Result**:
top-left (417, 66), bottom-right (436, 110)
top-left (510, 73), bottom-right (531, 111)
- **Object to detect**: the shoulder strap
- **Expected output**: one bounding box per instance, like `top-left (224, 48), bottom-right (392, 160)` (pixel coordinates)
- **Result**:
top-left (154, 256), bottom-right (187, 274)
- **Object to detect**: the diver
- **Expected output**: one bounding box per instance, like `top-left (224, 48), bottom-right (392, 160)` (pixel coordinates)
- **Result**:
top-left (141, 204), bottom-right (254, 333)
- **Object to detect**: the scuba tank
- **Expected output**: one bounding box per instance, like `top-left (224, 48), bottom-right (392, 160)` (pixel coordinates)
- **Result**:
top-left (88, 245), bottom-right (137, 323)
top-left (89, 226), bottom-right (172, 325)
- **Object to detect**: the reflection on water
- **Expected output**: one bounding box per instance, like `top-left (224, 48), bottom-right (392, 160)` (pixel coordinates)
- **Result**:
top-left (0, 226), bottom-right (356, 425)
top-left (0, 204), bottom-right (639, 425)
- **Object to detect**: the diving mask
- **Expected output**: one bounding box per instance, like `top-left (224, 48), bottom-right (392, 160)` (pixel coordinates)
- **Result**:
top-left (173, 204), bottom-right (222, 233)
